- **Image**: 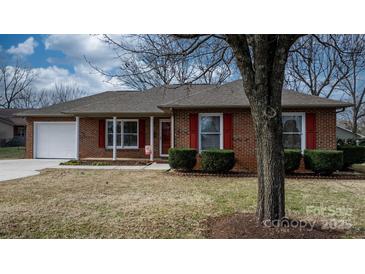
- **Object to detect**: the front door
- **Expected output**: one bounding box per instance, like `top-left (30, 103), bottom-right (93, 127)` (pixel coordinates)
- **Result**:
top-left (160, 120), bottom-right (171, 156)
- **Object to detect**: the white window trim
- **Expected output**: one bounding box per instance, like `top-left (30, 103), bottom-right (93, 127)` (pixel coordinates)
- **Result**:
top-left (282, 112), bottom-right (306, 152)
top-left (198, 113), bottom-right (223, 152)
top-left (105, 119), bottom-right (139, 149)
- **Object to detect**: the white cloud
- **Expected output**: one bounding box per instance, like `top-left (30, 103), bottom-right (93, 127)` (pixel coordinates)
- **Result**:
top-left (31, 65), bottom-right (121, 93)
top-left (38, 34), bottom-right (125, 93)
top-left (44, 34), bottom-right (119, 70)
top-left (7, 37), bottom-right (38, 56)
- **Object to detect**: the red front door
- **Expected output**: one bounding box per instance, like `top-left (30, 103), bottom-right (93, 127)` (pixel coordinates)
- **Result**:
top-left (160, 121), bottom-right (171, 156)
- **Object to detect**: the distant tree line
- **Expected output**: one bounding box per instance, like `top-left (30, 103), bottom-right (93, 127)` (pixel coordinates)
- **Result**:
top-left (0, 59), bottom-right (86, 109)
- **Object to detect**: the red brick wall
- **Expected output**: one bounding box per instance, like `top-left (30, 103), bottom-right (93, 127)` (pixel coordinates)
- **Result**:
top-left (26, 109), bottom-right (336, 168)
top-left (173, 108), bottom-right (337, 172)
top-left (26, 116), bottom-right (169, 159)
top-left (314, 109), bottom-right (337, 149)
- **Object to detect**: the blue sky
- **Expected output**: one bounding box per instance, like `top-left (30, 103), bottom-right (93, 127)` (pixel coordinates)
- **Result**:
top-left (0, 34), bottom-right (120, 93)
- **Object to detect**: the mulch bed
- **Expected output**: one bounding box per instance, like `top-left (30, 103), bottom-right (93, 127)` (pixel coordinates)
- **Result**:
top-left (61, 160), bottom-right (151, 166)
top-left (203, 213), bottom-right (345, 239)
top-left (170, 170), bottom-right (365, 180)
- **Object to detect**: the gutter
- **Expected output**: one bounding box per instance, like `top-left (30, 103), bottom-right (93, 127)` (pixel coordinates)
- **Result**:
top-left (336, 107), bottom-right (347, 114)
top-left (158, 104), bottom-right (354, 110)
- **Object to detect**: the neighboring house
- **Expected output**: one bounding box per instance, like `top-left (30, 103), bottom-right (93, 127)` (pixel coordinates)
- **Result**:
top-left (336, 126), bottom-right (364, 140)
top-left (0, 109), bottom-right (28, 147)
top-left (18, 80), bottom-right (351, 171)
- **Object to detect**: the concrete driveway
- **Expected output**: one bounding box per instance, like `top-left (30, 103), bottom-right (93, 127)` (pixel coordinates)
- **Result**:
top-left (0, 159), bottom-right (65, 182)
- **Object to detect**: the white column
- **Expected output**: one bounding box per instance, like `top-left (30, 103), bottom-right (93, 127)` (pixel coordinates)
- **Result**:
top-left (75, 116), bottom-right (80, 160)
top-left (113, 116), bottom-right (117, 161)
top-left (171, 113), bottom-right (174, 148)
top-left (150, 116), bottom-right (154, 161)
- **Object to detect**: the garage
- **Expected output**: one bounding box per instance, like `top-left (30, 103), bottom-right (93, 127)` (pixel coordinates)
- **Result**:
top-left (34, 122), bottom-right (76, 159)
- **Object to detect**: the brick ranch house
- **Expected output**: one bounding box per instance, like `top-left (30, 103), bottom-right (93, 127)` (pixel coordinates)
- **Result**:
top-left (18, 80), bottom-right (351, 171)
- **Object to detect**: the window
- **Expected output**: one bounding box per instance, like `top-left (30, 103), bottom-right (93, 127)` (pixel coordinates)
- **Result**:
top-left (123, 121), bottom-right (138, 148)
top-left (282, 113), bottom-right (305, 151)
top-left (199, 113), bottom-right (223, 151)
top-left (15, 126), bottom-right (25, 137)
top-left (106, 119), bottom-right (138, 149)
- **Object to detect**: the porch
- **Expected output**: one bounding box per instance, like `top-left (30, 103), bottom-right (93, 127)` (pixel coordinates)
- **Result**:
top-left (75, 115), bottom-right (174, 161)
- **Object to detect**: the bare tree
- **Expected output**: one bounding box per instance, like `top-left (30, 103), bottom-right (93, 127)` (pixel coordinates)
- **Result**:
top-left (225, 35), bottom-right (301, 223)
top-left (286, 34), bottom-right (365, 135)
top-left (285, 35), bottom-right (349, 98)
top-left (12, 87), bottom-right (44, 108)
top-left (43, 84), bottom-right (87, 105)
top-left (337, 35), bottom-right (365, 134)
top-left (0, 59), bottom-right (36, 108)
top-left (15, 83), bottom-right (87, 108)
top-left (88, 35), bottom-right (237, 90)
top-left (96, 34), bottom-right (302, 223)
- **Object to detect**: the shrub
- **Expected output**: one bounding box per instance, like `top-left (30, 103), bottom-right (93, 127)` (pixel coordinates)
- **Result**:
top-left (168, 148), bottom-right (197, 171)
top-left (5, 136), bottom-right (25, 147)
top-left (337, 145), bottom-right (365, 168)
top-left (284, 149), bottom-right (302, 173)
top-left (60, 160), bottom-right (81, 166)
top-left (201, 149), bottom-right (235, 173)
top-left (304, 149), bottom-right (343, 175)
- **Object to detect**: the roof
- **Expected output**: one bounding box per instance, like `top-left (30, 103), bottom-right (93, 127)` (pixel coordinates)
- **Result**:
top-left (17, 80), bottom-right (352, 117)
top-left (0, 109), bottom-right (28, 125)
top-left (159, 80), bottom-right (353, 109)
top-left (17, 84), bottom-right (212, 117)
top-left (336, 126), bottom-right (365, 138)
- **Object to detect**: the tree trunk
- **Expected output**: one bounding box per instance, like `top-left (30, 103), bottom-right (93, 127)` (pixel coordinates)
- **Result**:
top-left (352, 108), bottom-right (358, 134)
top-left (251, 98), bottom-right (285, 222)
top-left (226, 35), bottom-right (299, 223)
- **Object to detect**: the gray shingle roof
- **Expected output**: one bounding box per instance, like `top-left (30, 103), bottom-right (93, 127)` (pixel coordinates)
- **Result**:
top-left (159, 80), bottom-right (353, 109)
top-left (17, 85), bottom-right (212, 116)
top-left (0, 109), bottom-right (28, 125)
top-left (17, 80), bottom-right (352, 117)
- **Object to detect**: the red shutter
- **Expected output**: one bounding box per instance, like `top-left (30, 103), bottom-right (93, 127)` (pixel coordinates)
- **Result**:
top-left (223, 113), bottom-right (233, 149)
top-left (139, 119), bottom-right (146, 148)
top-left (189, 113), bottom-right (199, 149)
top-left (306, 113), bottom-right (316, 149)
top-left (98, 119), bottom-right (105, 148)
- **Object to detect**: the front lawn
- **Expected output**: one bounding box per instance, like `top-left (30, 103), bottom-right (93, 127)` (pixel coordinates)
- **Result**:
top-left (0, 170), bottom-right (363, 238)
top-left (0, 146), bottom-right (25, 159)
top-left (351, 163), bottom-right (365, 173)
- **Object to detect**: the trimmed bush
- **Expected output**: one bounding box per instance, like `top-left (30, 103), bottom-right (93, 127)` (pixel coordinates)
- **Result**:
top-left (304, 149), bottom-right (343, 175)
top-left (201, 149), bottom-right (235, 173)
top-left (168, 148), bottom-right (197, 171)
top-left (338, 145), bottom-right (365, 168)
top-left (5, 136), bottom-right (25, 147)
top-left (284, 149), bottom-right (302, 173)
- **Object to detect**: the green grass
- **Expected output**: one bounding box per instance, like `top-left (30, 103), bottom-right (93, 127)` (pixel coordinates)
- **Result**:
top-left (0, 146), bottom-right (25, 159)
top-left (351, 163), bottom-right (365, 173)
top-left (0, 169), bottom-right (363, 238)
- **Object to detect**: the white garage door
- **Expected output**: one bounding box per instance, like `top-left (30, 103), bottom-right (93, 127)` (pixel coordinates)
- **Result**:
top-left (34, 122), bottom-right (76, 159)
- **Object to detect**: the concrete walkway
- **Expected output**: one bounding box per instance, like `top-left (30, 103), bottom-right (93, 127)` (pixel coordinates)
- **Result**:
top-left (0, 159), bottom-right (66, 182)
top-left (0, 160), bottom-right (170, 182)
